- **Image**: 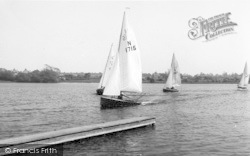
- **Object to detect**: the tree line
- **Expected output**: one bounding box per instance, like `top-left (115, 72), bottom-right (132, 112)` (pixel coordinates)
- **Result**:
top-left (0, 67), bottom-right (245, 83)
top-left (0, 64), bottom-right (62, 83)
top-left (145, 72), bottom-right (243, 83)
top-left (0, 69), bottom-right (60, 83)
top-left (181, 73), bottom-right (242, 83)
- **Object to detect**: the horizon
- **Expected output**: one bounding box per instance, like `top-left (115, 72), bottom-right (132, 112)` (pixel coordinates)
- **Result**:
top-left (0, 0), bottom-right (249, 75)
top-left (0, 66), bottom-right (245, 77)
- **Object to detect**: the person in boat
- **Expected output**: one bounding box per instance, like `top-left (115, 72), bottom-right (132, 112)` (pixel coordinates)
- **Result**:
top-left (118, 92), bottom-right (124, 100)
top-left (166, 86), bottom-right (175, 90)
top-left (97, 87), bottom-right (105, 95)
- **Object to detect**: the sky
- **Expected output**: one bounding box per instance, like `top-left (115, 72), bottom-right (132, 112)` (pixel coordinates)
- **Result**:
top-left (0, 0), bottom-right (249, 75)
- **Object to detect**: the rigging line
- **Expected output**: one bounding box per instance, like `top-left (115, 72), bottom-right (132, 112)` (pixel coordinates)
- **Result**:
top-left (134, 94), bottom-right (147, 102)
top-left (122, 94), bottom-right (131, 99)
top-left (123, 93), bottom-right (148, 102)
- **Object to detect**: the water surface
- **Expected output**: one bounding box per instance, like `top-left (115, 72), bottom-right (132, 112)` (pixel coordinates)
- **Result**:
top-left (0, 83), bottom-right (250, 155)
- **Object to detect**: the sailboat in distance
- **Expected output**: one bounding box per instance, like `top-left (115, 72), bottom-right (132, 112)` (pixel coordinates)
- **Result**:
top-left (100, 11), bottom-right (142, 108)
top-left (163, 53), bottom-right (181, 92)
top-left (96, 44), bottom-right (117, 95)
top-left (238, 62), bottom-right (249, 90)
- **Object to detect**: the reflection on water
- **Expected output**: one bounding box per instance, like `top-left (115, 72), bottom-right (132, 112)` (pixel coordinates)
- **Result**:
top-left (0, 83), bottom-right (250, 155)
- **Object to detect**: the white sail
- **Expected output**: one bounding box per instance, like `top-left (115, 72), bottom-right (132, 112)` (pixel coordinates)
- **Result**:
top-left (164, 54), bottom-right (181, 88)
top-left (171, 53), bottom-right (181, 87)
top-left (238, 62), bottom-right (249, 88)
top-left (103, 11), bottom-right (142, 96)
top-left (102, 53), bottom-right (121, 96)
top-left (119, 12), bottom-right (142, 93)
top-left (98, 44), bottom-right (117, 89)
top-left (164, 69), bottom-right (173, 88)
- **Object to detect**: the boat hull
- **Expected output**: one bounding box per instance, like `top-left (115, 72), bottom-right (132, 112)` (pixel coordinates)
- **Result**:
top-left (101, 96), bottom-right (141, 109)
top-left (96, 88), bottom-right (104, 95)
top-left (163, 88), bottom-right (179, 92)
top-left (237, 86), bottom-right (247, 90)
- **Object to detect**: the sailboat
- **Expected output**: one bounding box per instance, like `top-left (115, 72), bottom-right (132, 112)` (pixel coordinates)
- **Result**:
top-left (163, 53), bottom-right (181, 92)
top-left (100, 11), bottom-right (142, 108)
top-left (237, 62), bottom-right (249, 90)
top-left (96, 44), bottom-right (117, 95)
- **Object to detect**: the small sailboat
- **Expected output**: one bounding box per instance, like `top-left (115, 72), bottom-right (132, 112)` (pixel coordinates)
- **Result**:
top-left (163, 53), bottom-right (181, 92)
top-left (96, 44), bottom-right (117, 95)
top-left (237, 62), bottom-right (249, 90)
top-left (100, 11), bottom-right (142, 108)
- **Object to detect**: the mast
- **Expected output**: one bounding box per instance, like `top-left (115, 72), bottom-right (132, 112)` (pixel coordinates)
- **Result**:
top-left (118, 11), bottom-right (126, 53)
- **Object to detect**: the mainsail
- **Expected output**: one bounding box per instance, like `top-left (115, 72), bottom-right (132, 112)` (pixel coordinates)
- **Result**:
top-left (164, 53), bottom-right (181, 88)
top-left (171, 54), bottom-right (181, 87)
top-left (103, 11), bottom-right (142, 96)
top-left (98, 44), bottom-right (117, 89)
top-left (238, 62), bottom-right (249, 88)
top-left (164, 69), bottom-right (173, 88)
top-left (102, 52), bottom-right (121, 95)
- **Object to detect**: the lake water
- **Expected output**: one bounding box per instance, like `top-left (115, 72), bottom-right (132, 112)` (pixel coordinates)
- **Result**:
top-left (0, 83), bottom-right (250, 155)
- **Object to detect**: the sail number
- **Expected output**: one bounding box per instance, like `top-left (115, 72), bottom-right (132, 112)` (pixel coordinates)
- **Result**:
top-left (125, 41), bottom-right (136, 53)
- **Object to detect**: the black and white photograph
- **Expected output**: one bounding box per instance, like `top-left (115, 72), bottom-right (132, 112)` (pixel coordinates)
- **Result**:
top-left (0, 0), bottom-right (250, 155)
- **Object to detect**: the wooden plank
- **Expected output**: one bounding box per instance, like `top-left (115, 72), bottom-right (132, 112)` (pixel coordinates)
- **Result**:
top-left (0, 117), bottom-right (155, 155)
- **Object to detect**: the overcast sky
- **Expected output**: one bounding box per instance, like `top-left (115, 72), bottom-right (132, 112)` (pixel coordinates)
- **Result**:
top-left (0, 0), bottom-right (249, 75)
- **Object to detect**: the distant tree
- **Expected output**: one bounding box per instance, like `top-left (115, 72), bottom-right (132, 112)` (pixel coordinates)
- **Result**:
top-left (0, 70), bottom-right (15, 81)
top-left (40, 69), bottom-right (59, 83)
top-left (84, 73), bottom-right (91, 80)
top-left (149, 78), bottom-right (155, 83)
top-left (15, 72), bottom-right (31, 82)
top-left (30, 70), bottom-right (42, 82)
top-left (64, 74), bottom-right (74, 80)
top-left (76, 74), bottom-right (85, 80)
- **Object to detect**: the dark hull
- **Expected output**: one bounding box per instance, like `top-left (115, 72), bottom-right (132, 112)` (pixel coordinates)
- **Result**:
top-left (237, 86), bottom-right (247, 90)
top-left (96, 88), bottom-right (104, 95)
top-left (101, 96), bottom-right (141, 109)
top-left (163, 88), bottom-right (179, 92)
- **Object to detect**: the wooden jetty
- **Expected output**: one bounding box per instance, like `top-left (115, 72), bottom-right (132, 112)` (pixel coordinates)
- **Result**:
top-left (0, 117), bottom-right (155, 155)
